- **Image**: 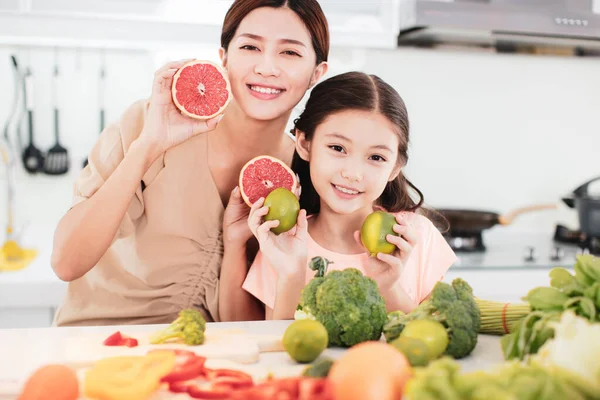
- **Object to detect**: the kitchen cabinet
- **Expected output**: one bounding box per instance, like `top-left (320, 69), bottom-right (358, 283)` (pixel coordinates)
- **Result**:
top-left (0, 0), bottom-right (401, 51)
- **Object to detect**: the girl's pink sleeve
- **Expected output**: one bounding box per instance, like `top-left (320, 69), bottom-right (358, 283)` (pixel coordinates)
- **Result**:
top-left (417, 219), bottom-right (458, 302)
top-left (242, 251), bottom-right (277, 309)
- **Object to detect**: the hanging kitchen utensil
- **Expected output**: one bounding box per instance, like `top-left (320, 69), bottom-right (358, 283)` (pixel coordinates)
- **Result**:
top-left (21, 66), bottom-right (45, 174)
top-left (43, 50), bottom-right (69, 175)
top-left (0, 54), bottom-right (38, 271)
top-left (83, 51), bottom-right (106, 169)
top-left (561, 176), bottom-right (600, 237)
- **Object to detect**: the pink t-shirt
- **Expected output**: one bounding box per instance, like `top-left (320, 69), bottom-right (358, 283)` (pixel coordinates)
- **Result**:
top-left (242, 211), bottom-right (457, 310)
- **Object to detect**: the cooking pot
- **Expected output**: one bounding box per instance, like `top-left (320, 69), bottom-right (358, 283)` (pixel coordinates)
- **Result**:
top-left (436, 203), bottom-right (557, 236)
top-left (562, 176), bottom-right (600, 237)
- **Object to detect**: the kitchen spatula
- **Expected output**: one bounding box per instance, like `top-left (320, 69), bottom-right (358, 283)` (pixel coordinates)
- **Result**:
top-left (21, 67), bottom-right (44, 174)
top-left (43, 60), bottom-right (69, 175)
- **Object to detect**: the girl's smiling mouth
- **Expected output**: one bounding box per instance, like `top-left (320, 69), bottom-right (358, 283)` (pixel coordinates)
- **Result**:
top-left (332, 183), bottom-right (363, 198)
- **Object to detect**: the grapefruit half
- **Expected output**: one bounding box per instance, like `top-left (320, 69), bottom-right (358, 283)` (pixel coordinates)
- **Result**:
top-left (239, 155), bottom-right (298, 207)
top-left (171, 60), bottom-right (231, 120)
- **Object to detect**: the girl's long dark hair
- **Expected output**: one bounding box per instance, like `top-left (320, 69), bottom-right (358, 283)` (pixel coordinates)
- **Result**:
top-left (291, 72), bottom-right (445, 229)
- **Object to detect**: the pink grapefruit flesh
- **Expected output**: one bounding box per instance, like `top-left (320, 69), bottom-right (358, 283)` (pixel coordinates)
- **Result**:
top-left (172, 60), bottom-right (231, 120)
top-left (239, 155), bottom-right (298, 207)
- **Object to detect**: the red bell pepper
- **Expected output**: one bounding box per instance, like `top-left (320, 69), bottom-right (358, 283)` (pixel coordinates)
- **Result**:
top-left (167, 367), bottom-right (254, 399)
top-left (103, 331), bottom-right (138, 347)
top-left (155, 349), bottom-right (206, 383)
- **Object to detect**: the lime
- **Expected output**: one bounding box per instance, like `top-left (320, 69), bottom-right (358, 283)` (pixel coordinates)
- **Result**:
top-left (282, 320), bottom-right (328, 363)
top-left (390, 336), bottom-right (430, 367)
top-left (360, 211), bottom-right (398, 256)
top-left (264, 188), bottom-right (300, 235)
top-left (400, 319), bottom-right (449, 360)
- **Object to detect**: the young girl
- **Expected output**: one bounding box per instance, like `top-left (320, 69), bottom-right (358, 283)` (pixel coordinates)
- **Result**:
top-left (242, 71), bottom-right (457, 320)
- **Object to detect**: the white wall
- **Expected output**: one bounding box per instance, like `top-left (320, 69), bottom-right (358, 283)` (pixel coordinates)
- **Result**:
top-left (1, 44), bottom-right (598, 241)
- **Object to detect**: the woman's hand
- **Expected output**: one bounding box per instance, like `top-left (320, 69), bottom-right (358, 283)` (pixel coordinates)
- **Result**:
top-left (248, 198), bottom-right (309, 278)
top-left (354, 214), bottom-right (418, 291)
top-left (139, 59), bottom-right (223, 160)
top-left (223, 186), bottom-right (254, 248)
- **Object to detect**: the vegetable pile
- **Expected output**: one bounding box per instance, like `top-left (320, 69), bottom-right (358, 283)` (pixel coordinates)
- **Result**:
top-left (383, 278), bottom-right (481, 359)
top-left (295, 256), bottom-right (387, 347)
top-left (502, 254), bottom-right (600, 360)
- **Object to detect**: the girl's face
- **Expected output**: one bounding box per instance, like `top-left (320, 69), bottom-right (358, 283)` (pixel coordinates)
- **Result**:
top-left (297, 110), bottom-right (402, 216)
top-left (220, 7), bottom-right (327, 121)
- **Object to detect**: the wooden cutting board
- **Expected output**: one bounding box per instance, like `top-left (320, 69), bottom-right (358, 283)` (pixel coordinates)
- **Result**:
top-left (61, 328), bottom-right (283, 368)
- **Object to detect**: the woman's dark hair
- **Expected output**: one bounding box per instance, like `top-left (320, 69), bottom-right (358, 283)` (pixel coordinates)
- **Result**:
top-left (221, 0), bottom-right (329, 65)
top-left (291, 71), bottom-right (428, 218)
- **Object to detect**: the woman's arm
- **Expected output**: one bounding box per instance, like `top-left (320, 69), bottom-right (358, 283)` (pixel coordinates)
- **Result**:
top-left (51, 59), bottom-right (221, 282)
top-left (51, 138), bottom-right (159, 282)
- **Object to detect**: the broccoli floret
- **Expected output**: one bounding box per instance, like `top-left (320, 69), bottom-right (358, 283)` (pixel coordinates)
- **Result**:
top-left (149, 308), bottom-right (206, 345)
top-left (296, 259), bottom-right (387, 348)
top-left (383, 278), bottom-right (480, 359)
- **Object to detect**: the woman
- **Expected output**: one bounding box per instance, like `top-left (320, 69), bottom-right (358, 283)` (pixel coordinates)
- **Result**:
top-left (51, 0), bottom-right (329, 326)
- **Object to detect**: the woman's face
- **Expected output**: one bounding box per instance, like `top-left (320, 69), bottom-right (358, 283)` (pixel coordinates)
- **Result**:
top-left (220, 7), bottom-right (327, 121)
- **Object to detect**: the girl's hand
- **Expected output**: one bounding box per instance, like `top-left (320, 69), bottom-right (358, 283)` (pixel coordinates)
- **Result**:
top-left (248, 198), bottom-right (309, 278)
top-left (354, 214), bottom-right (418, 290)
top-left (139, 59), bottom-right (223, 160)
top-left (223, 186), bottom-right (253, 248)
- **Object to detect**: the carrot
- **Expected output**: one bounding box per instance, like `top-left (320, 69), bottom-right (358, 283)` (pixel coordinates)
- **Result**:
top-left (18, 364), bottom-right (78, 400)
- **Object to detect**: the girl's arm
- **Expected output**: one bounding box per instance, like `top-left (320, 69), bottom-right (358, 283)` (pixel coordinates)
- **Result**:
top-left (380, 285), bottom-right (419, 314)
top-left (219, 241), bottom-right (265, 321)
top-left (219, 187), bottom-right (266, 321)
top-left (267, 267), bottom-right (306, 320)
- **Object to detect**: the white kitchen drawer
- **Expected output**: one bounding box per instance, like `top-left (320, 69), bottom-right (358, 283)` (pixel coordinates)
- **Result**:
top-left (0, 308), bottom-right (55, 329)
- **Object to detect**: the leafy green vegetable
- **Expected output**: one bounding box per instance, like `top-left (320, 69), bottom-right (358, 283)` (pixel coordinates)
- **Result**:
top-left (383, 278), bottom-right (480, 359)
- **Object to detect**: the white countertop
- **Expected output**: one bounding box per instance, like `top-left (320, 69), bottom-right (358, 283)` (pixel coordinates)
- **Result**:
top-left (0, 320), bottom-right (505, 399)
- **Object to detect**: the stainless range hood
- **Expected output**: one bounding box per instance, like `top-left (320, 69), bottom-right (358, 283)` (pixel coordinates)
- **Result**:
top-left (397, 0), bottom-right (600, 54)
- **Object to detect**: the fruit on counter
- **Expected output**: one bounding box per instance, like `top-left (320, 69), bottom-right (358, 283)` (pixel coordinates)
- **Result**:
top-left (390, 335), bottom-right (431, 367)
top-left (263, 187), bottom-right (300, 235)
top-left (149, 308), bottom-right (206, 345)
top-left (404, 354), bottom-right (597, 400)
top-left (328, 341), bottom-right (412, 400)
top-left (83, 350), bottom-right (176, 400)
top-left (302, 357), bottom-right (335, 378)
top-left (103, 330), bottom-right (139, 347)
top-left (239, 155), bottom-right (298, 207)
top-left (283, 319), bottom-right (329, 363)
top-left (383, 278), bottom-right (480, 359)
top-left (295, 257), bottom-right (387, 347)
top-left (475, 298), bottom-right (531, 335)
top-left (400, 319), bottom-right (449, 361)
top-left (171, 59), bottom-right (231, 120)
top-left (18, 364), bottom-right (78, 400)
top-left (360, 210), bottom-right (398, 256)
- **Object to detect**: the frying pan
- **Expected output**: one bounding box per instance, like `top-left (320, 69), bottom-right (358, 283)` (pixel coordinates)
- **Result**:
top-left (436, 203), bottom-right (557, 235)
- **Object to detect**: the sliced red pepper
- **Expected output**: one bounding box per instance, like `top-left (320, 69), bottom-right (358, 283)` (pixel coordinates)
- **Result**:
top-left (154, 350), bottom-right (206, 383)
top-left (167, 367), bottom-right (254, 399)
top-left (187, 382), bottom-right (233, 399)
top-left (205, 368), bottom-right (253, 389)
top-left (102, 331), bottom-right (139, 347)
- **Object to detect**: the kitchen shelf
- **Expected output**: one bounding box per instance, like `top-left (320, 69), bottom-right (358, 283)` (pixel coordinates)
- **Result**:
top-left (0, 4), bottom-right (401, 52)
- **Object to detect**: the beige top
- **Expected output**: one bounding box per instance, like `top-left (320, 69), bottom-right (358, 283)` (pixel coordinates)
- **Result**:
top-left (53, 100), bottom-right (229, 326)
